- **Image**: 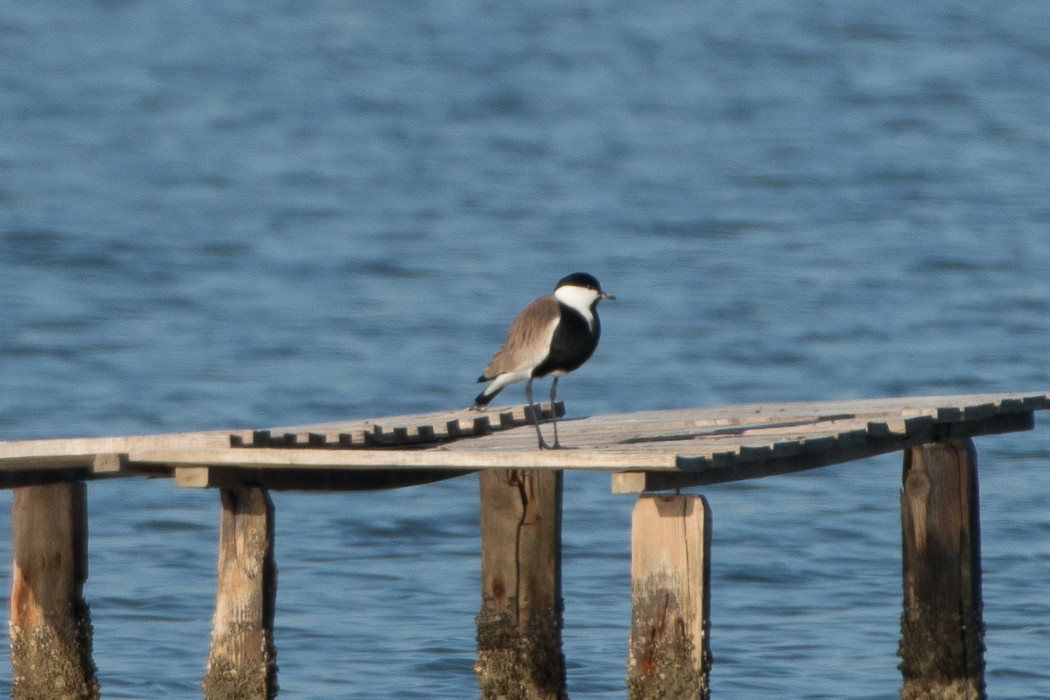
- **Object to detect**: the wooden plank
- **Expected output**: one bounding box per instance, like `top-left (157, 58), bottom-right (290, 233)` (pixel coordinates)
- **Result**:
top-left (475, 470), bottom-right (566, 700)
top-left (10, 483), bottom-right (99, 700)
top-left (612, 472), bottom-right (649, 494)
top-left (899, 439), bottom-right (985, 700)
top-left (612, 410), bottom-right (1033, 493)
top-left (627, 495), bottom-right (711, 700)
top-left (0, 393), bottom-right (1045, 492)
top-left (91, 453), bottom-right (128, 473)
top-left (140, 410), bottom-right (1033, 480)
top-left (0, 465), bottom-right (95, 489)
top-left (262, 402), bottom-right (565, 436)
top-left (0, 401), bottom-right (1030, 491)
top-left (0, 429), bottom-right (246, 461)
top-left (176, 466), bottom-right (212, 488)
top-left (252, 403), bottom-right (564, 449)
top-left (3, 392), bottom-right (1045, 468)
top-left (130, 447), bottom-right (681, 471)
top-left (579, 392), bottom-right (1046, 432)
top-left (127, 416), bottom-right (937, 473)
top-left (0, 454), bottom-right (97, 471)
top-left (174, 466), bottom-right (475, 491)
top-left (202, 488), bottom-right (278, 700)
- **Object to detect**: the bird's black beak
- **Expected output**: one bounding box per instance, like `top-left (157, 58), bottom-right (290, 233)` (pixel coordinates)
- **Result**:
top-left (600, 291), bottom-right (616, 301)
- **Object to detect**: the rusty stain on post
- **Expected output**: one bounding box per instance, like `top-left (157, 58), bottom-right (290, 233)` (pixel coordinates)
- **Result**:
top-left (10, 482), bottom-right (99, 700)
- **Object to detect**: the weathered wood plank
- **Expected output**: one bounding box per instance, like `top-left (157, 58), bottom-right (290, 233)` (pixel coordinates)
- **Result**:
top-left (203, 488), bottom-right (278, 700)
top-left (10, 483), bottom-right (99, 700)
top-left (612, 410), bottom-right (1034, 493)
top-left (0, 393), bottom-right (1045, 493)
top-left (0, 430), bottom-right (245, 461)
top-left (174, 466), bottom-right (475, 491)
top-left (627, 494), bottom-right (711, 700)
top-left (898, 439), bottom-right (985, 700)
top-left (124, 415), bottom-right (958, 473)
top-left (0, 404), bottom-right (1002, 494)
top-left (251, 403), bottom-right (564, 448)
top-left (175, 466), bottom-right (212, 488)
top-left (4, 392), bottom-right (1044, 466)
top-left (90, 453), bottom-right (127, 473)
top-left (131, 447), bottom-right (681, 471)
top-left (0, 466), bottom-right (96, 490)
top-left (475, 470), bottom-right (566, 700)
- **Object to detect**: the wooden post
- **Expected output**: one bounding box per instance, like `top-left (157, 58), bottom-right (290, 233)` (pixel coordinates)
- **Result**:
top-left (10, 482), bottom-right (99, 700)
top-left (203, 487), bottom-right (278, 700)
top-left (627, 494), bottom-right (711, 700)
top-left (899, 438), bottom-right (985, 700)
top-left (475, 469), bottom-right (566, 700)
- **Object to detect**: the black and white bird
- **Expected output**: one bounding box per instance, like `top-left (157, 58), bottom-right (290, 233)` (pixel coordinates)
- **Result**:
top-left (473, 272), bottom-right (614, 449)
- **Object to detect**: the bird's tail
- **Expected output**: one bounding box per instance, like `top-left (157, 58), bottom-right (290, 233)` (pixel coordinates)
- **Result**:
top-left (474, 372), bottom-right (524, 409)
top-left (473, 386), bottom-right (500, 409)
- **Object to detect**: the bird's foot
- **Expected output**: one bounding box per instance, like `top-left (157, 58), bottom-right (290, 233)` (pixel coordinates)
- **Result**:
top-left (536, 433), bottom-right (569, 449)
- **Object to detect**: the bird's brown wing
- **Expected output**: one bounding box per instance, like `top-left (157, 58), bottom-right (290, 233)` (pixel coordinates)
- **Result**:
top-left (481, 294), bottom-right (560, 379)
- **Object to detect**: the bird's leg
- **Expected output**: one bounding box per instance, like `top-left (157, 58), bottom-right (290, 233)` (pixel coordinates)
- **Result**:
top-left (525, 378), bottom-right (550, 449)
top-left (549, 377), bottom-right (562, 448)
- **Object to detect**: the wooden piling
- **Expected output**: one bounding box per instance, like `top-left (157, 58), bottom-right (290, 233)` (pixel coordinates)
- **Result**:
top-left (475, 469), bottom-right (566, 700)
top-left (10, 482), bottom-right (99, 700)
top-left (203, 487), bottom-right (279, 700)
top-left (899, 438), bottom-right (985, 700)
top-left (627, 494), bottom-right (711, 700)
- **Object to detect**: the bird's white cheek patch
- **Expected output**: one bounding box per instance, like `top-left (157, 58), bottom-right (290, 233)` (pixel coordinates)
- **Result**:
top-left (553, 286), bottom-right (598, 330)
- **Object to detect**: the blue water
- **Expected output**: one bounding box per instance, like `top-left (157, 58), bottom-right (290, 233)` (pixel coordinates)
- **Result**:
top-left (3, 0), bottom-right (1050, 697)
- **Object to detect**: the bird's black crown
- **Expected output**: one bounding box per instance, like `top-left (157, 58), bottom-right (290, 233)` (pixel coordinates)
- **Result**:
top-left (555, 272), bottom-right (603, 292)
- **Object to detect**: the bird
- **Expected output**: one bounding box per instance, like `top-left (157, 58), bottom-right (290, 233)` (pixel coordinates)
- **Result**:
top-left (473, 272), bottom-right (614, 449)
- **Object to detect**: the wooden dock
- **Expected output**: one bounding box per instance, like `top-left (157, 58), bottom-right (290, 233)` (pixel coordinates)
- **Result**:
top-left (1, 390), bottom-right (1047, 699)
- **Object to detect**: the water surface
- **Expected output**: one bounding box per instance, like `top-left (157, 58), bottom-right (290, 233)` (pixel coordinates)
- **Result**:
top-left (2, 1), bottom-right (1050, 697)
